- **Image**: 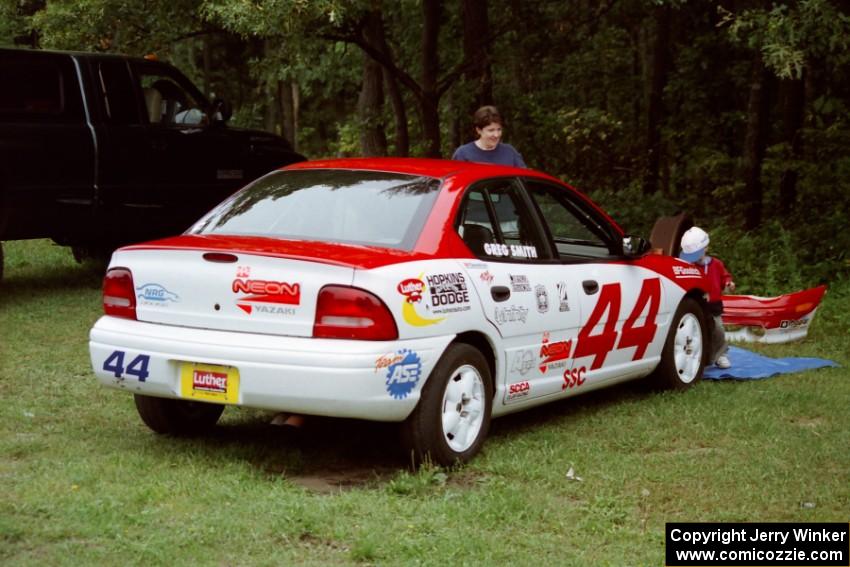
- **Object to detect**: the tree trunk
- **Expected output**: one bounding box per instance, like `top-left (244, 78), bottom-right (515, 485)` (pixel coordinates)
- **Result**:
top-left (263, 41), bottom-right (278, 134)
top-left (743, 53), bottom-right (772, 230)
top-left (279, 80), bottom-right (297, 149)
top-left (462, 0), bottom-right (492, 114)
top-left (384, 69), bottom-right (409, 156)
top-left (643, 4), bottom-right (670, 195)
top-left (421, 0), bottom-right (442, 157)
top-left (357, 11), bottom-right (388, 156)
top-left (779, 74), bottom-right (804, 214)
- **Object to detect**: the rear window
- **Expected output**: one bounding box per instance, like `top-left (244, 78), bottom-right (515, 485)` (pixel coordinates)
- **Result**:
top-left (190, 169), bottom-right (442, 250)
top-left (0, 57), bottom-right (83, 122)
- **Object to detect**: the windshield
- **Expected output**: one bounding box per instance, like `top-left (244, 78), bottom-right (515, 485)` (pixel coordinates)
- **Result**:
top-left (190, 169), bottom-right (442, 250)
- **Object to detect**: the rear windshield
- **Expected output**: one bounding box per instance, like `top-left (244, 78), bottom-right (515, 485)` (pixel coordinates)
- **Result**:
top-left (190, 169), bottom-right (442, 250)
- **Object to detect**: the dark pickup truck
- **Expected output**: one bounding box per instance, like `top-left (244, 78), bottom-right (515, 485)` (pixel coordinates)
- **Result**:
top-left (0, 48), bottom-right (305, 280)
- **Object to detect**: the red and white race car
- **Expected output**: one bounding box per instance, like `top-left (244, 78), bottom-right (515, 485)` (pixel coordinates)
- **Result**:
top-left (89, 158), bottom-right (713, 465)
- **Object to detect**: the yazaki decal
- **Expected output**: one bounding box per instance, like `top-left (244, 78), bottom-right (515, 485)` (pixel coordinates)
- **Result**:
top-left (483, 242), bottom-right (539, 259)
top-left (539, 332), bottom-right (572, 374)
top-left (398, 273), bottom-right (445, 327)
top-left (232, 278), bottom-right (301, 315)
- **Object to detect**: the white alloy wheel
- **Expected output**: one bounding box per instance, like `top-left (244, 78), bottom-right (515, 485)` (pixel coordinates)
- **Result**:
top-left (673, 313), bottom-right (703, 383)
top-left (440, 364), bottom-right (486, 453)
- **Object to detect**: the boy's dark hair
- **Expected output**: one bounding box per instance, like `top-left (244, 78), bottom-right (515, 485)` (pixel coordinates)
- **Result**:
top-left (473, 105), bottom-right (503, 130)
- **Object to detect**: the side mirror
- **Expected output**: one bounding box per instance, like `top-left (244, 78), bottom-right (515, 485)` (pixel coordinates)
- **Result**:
top-left (210, 98), bottom-right (232, 123)
top-left (622, 235), bottom-right (651, 257)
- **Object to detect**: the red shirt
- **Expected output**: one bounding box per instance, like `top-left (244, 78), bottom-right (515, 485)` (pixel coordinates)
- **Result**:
top-left (700, 256), bottom-right (734, 304)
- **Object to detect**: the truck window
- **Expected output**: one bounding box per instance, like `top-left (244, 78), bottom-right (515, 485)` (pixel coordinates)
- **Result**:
top-left (0, 58), bottom-right (83, 122)
top-left (95, 60), bottom-right (142, 124)
top-left (133, 64), bottom-right (207, 126)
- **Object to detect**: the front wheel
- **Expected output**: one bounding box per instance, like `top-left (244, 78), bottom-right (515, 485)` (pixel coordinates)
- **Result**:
top-left (134, 394), bottom-right (224, 435)
top-left (649, 297), bottom-right (708, 389)
top-left (400, 343), bottom-right (493, 466)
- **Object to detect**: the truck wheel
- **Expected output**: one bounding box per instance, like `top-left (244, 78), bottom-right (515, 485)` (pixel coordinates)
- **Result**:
top-left (133, 394), bottom-right (224, 435)
top-left (650, 298), bottom-right (707, 389)
top-left (400, 343), bottom-right (492, 466)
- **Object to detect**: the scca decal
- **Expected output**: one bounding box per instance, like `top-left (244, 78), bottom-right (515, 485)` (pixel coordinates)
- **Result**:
top-left (562, 367), bottom-right (586, 390)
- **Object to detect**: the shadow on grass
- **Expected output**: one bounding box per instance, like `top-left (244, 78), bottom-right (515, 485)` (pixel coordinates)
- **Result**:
top-left (0, 261), bottom-right (104, 303)
top-left (143, 379), bottom-right (664, 493)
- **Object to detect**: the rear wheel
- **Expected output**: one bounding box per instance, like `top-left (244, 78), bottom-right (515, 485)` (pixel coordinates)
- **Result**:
top-left (400, 343), bottom-right (492, 466)
top-left (650, 298), bottom-right (707, 389)
top-left (134, 394), bottom-right (224, 435)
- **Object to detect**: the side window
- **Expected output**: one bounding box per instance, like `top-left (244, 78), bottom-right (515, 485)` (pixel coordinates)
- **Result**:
top-left (133, 64), bottom-right (206, 126)
top-left (96, 60), bottom-right (142, 124)
top-left (457, 179), bottom-right (547, 261)
top-left (525, 179), bottom-right (616, 260)
top-left (0, 57), bottom-right (83, 122)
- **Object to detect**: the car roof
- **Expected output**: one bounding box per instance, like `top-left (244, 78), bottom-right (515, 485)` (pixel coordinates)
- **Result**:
top-left (285, 157), bottom-right (557, 182)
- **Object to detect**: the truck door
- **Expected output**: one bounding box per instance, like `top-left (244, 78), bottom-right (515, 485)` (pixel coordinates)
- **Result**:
top-left (0, 51), bottom-right (94, 241)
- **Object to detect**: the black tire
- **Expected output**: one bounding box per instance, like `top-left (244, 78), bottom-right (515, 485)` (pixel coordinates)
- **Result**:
top-left (649, 297), bottom-right (708, 389)
top-left (134, 394), bottom-right (224, 435)
top-left (400, 343), bottom-right (493, 466)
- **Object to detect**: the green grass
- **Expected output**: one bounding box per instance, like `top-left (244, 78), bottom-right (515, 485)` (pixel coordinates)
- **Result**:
top-left (1, 239), bottom-right (848, 566)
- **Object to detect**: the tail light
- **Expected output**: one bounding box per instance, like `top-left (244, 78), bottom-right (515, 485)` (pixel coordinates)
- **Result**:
top-left (313, 285), bottom-right (398, 341)
top-left (103, 268), bottom-right (137, 320)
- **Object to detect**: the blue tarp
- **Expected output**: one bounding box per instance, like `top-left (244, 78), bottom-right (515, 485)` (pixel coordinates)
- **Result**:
top-left (703, 346), bottom-right (839, 380)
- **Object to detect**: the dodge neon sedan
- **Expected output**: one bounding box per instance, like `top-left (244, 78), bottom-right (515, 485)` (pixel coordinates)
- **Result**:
top-left (89, 158), bottom-right (710, 465)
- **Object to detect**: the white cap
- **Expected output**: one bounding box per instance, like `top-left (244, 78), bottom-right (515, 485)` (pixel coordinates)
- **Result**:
top-left (679, 226), bottom-right (709, 262)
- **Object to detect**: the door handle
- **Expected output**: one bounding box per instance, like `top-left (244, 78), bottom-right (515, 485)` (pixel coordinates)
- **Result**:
top-left (582, 280), bottom-right (599, 295)
top-left (491, 285), bottom-right (511, 302)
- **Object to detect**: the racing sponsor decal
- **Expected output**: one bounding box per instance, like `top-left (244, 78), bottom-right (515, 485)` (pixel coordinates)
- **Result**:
top-left (232, 277), bottom-right (301, 315)
top-left (562, 366), bottom-right (586, 390)
top-left (672, 265), bottom-right (702, 279)
top-left (375, 352), bottom-right (404, 373)
top-left (426, 272), bottom-right (472, 315)
top-left (385, 349), bottom-right (422, 400)
top-left (463, 261), bottom-right (489, 270)
top-left (511, 350), bottom-right (534, 376)
top-left (480, 271), bottom-right (495, 286)
top-left (535, 285), bottom-right (549, 313)
top-left (510, 274), bottom-right (531, 292)
top-left (507, 380), bottom-right (531, 400)
top-left (236, 266), bottom-right (251, 278)
top-left (780, 318), bottom-right (809, 329)
top-left (539, 332), bottom-right (572, 374)
top-left (398, 274), bottom-right (445, 327)
top-left (483, 242), bottom-right (539, 259)
top-left (136, 283), bottom-right (180, 306)
top-left (556, 281), bottom-right (570, 312)
top-left (494, 305), bottom-right (529, 325)
top-left (193, 369), bottom-right (228, 393)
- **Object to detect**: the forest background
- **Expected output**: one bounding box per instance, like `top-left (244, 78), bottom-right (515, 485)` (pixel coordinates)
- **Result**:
top-left (3, 0), bottom-right (849, 294)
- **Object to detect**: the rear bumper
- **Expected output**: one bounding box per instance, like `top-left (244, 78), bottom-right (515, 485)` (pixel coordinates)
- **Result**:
top-left (89, 316), bottom-right (454, 421)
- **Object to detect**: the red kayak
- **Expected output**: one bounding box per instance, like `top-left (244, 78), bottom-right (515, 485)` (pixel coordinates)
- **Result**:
top-left (722, 285), bottom-right (827, 344)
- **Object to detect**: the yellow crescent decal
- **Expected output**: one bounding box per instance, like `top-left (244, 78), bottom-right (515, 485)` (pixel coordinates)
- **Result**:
top-left (402, 272), bottom-right (445, 327)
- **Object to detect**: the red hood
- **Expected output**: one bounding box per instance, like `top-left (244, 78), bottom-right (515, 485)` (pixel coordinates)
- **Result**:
top-left (120, 235), bottom-right (442, 270)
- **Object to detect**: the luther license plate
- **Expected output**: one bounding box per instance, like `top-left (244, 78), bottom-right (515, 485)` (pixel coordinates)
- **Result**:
top-left (179, 362), bottom-right (240, 404)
